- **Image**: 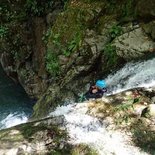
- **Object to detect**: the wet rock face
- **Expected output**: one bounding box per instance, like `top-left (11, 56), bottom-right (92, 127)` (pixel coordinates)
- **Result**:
top-left (32, 18), bottom-right (117, 118)
top-left (0, 0), bottom-right (64, 99)
top-left (0, 52), bottom-right (18, 83)
top-left (113, 27), bottom-right (155, 60)
top-left (17, 17), bottom-right (50, 98)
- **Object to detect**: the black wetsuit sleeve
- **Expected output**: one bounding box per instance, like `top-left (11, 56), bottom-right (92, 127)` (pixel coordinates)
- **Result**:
top-left (84, 86), bottom-right (107, 100)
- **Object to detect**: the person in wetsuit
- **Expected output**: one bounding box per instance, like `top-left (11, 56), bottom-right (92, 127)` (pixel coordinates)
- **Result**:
top-left (85, 80), bottom-right (107, 100)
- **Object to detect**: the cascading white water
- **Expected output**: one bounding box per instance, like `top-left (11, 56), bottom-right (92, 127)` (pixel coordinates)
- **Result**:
top-left (0, 65), bottom-right (34, 130)
top-left (51, 57), bottom-right (155, 155)
top-left (51, 103), bottom-right (148, 155)
top-left (0, 113), bottom-right (28, 129)
top-left (105, 57), bottom-right (155, 94)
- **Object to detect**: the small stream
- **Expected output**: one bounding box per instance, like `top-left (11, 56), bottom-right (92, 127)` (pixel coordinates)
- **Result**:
top-left (0, 65), bottom-right (34, 129)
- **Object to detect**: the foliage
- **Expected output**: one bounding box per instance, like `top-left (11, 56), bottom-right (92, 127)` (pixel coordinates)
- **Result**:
top-left (105, 0), bottom-right (118, 13)
top-left (46, 49), bottom-right (60, 77)
top-left (78, 93), bottom-right (87, 102)
top-left (104, 43), bottom-right (118, 66)
top-left (104, 44), bottom-right (115, 55)
top-left (122, 0), bottom-right (136, 18)
top-left (24, 0), bottom-right (68, 16)
top-left (131, 120), bottom-right (155, 154)
top-left (71, 144), bottom-right (98, 155)
top-left (115, 103), bottom-right (133, 112)
top-left (114, 103), bottom-right (134, 124)
top-left (63, 33), bottom-right (81, 57)
top-left (0, 25), bottom-right (8, 38)
top-left (52, 33), bottom-right (61, 46)
top-left (24, 0), bottom-right (54, 16)
top-left (45, 30), bottom-right (82, 76)
top-left (42, 28), bottom-right (52, 44)
top-left (109, 25), bottom-right (122, 39)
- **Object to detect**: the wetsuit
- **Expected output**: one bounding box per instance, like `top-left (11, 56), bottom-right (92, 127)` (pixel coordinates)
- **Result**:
top-left (85, 86), bottom-right (107, 100)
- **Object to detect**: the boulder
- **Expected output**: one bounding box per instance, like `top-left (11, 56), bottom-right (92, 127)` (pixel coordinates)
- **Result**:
top-left (112, 27), bottom-right (155, 60)
top-left (147, 104), bottom-right (155, 117)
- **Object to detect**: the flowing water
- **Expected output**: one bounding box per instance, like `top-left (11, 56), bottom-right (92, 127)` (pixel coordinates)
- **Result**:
top-left (105, 57), bottom-right (155, 94)
top-left (51, 57), bottom-right (155, 155)
top-left (1, 57), bottom-right (154, 154)
top-left (0, 66), bottom-right (34, 129)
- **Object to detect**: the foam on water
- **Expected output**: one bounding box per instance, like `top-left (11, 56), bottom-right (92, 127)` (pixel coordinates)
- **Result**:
top-left (51, 103), bottom-right (149, 155)
top-left (50, 58), bottom-right (155, 155)
top-left (0, 64), bottom-right (34, 130)
top-left (105, 58), bottom-right (155, 94)
top-left (0, 112), bottom-right (28, 129)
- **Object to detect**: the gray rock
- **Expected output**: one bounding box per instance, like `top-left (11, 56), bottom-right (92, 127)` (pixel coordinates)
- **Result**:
top-left (148, 104), bottom-right (155, 117)
top-left (112, 27), bottom-right (155, 60)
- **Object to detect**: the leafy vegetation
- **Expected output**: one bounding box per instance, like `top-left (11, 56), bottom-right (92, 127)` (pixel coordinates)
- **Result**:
top-left (46, 49), bottom-right (60, 77)
top-left (63, 33), bottom-right (81, 57)
top-left (131, 119), bottom-right (155, 154)
top-left (45, 29), bottom-right (82, 76)
top-left (0, 25), bottom-right (8, 38)
top-left (71, 144), bottom-right (98, 155)
top-left (114, 102), bottom-right (134, 124)
top-left (102, 24), bottom-right (122, 69)
top-left (42, 28), bottom-right (52, 44)
top-left (109, 25), bottom-right (122, 39)
top-left (122, 0), bottom-right (136, 18)
top-left (104, 43), bottom-right (118, 67)
top-left (24, 0), bottom-right (62, 16)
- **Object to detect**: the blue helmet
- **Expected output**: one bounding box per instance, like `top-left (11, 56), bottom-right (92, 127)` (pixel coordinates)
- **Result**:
top-left (96, 80), bottom-right (106, 89)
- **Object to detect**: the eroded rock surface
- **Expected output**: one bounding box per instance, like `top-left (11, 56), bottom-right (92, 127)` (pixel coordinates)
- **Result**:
top-left (113, 27), bottom-right (155, 60)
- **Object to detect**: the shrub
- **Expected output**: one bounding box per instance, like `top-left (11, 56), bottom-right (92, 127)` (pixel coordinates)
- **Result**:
top-left (104, 43), bottom-right (118, 66)
top-left (0, 25), bottom-right (8, 38)
top-left (46, 50), bottom-right (60, 77)
top-left (109, 25), bottom-right (122, 39)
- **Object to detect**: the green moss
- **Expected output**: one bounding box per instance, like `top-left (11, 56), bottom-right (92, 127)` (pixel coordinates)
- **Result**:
top-left (103, 0), bottom-right (137, 21)
top-left (17, 124), bottom-right (47, 141)
top-left (48, 143), bottom-right (98, 155)
top-left (121, 0), bottom-right (137, 18)
top-left (46, 1), bottom-right (105, 76)
top-left (0, 25), bottom-right (9, 38)
top-left (46, 49), bottom-right (60, 77)
top-left (103, 43), bottom-right (118, 68)
top-left (109, 25), bottom-right (123, 39)
top-left (96, 15), bottom-right (116, 34)
top-left (131, 119), bottom-right (155, 154)
top-left (71, 144), bottom-right (98, 155)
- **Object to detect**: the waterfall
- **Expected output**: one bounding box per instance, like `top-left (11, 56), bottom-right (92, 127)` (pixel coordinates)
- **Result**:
top-left (51, 103), bottom-right (149, 155)
top-left (51, 57), bottom-right (155, 155)
top-left (105, 57), bottom-right (155, 94)
top-left (0, 65), bottom-right (34, 130)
